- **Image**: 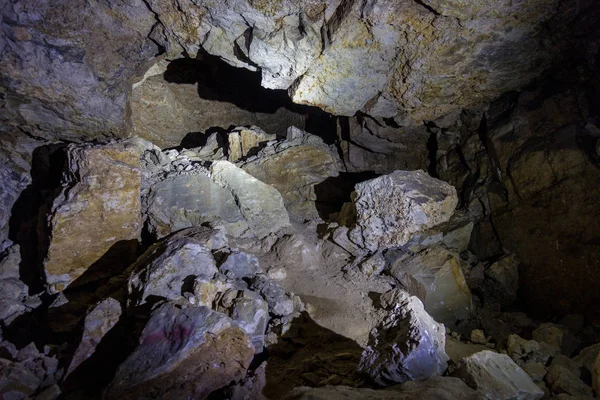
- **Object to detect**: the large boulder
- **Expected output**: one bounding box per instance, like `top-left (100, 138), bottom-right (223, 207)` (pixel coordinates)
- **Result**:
top-left (345, 170), bottom-right (458, 252)
top-left (127, 227), bottom-right (225, 308)
top-left (210, 160), bottom-right (291, 239)
top-left (104, 303), bottom-right (254, 399)
top-left (359, 289), bottom-right (449, 386)
top-left (451, 350), bottom-right (544, 400)
top-left (43, 138), bottom-right (150, 292)
top-left (242, 126), bottom-right (341, 220)
top-left (145, 158), bottom-right (291, 240)
top-left (283, 376), bottom-right (484, 400)
top-left (389, 246), bottom-right (472, 325)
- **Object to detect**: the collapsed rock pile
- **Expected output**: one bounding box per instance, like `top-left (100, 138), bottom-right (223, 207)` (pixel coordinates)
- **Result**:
top-left (0, 125), bottom-right (598, 400)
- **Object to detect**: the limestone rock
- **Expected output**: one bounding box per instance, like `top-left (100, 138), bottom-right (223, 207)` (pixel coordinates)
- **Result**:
top-left (283, 376), bottom-right (484, 399)
top-left (1, 0), bottom-right (158, 140)
top-left (522, 362), bottom-right (548, 383)
top-left (128, 227), bottom-right (223, 308)
top-left (242, 126), bottom-right (340, 220)
top-left (67, 298), bottom-right (122, 377)
top-left (43, 139), bottom-right (150, 292)
top-left (219, 251), bottom-right (261, 280)
top-left (452, 350), bottom-right (544, 400)
top-left (131, 68), bottom-right (305, 149)
top-left (573, 344), bottom-right (600, 377)
top-left (445, 338), bottom-right (489, 364)
top-left (347, 170), bottom-right (458, 252)
top-left (144, 165), bottom-right (250, 239)
top-left (104, 303), bottom-right (254, 399)
top-left (507, 334), bottom-right (560, 366)
top-left (545, 365), bottom-right (593, 397)
top-left (359, 289), bottom-right (449, 386)
top-left (210, 161), bottom-right (291, 239)
top-left (533, 323), bottom-right (580, 357)
top-left (0, 358), bottom-right (41, 398)
top-left (227, 126), bottom-right (276, 162)
top-left (229, 289), bottom-right (269, 351)
top-left (471, 330), bottom-right (487, 345)
top-left (389, 246), bottom-right (472, 325)
top-left (250, 275), bottom-right (294, 318)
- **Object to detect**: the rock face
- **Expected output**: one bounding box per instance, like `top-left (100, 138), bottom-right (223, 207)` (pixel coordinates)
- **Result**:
top-left (242, 126), bottom-right (340, 220)
top-left (104, 303), bottom-right (254, 399)
top-left (130, 61), bottom-right (305, 149)
top-left (389, 246), bottom-right (472, 325)
top-left (43, 139), bottom-right (149, 292)
top-left (284, 376), bottom-right (485, 400)
top-left (347, 170), bottom-right (458, 252)
top-left (138, 0), bottom-right (589, 124)
top-left (0, 0), bottom-right (157, 140)
top-left (452, 350), bottom-right (544, 400)
top-left (227, 126), bottom-right (276, 163)
top-left (359, 289), bottom-right (449, 386)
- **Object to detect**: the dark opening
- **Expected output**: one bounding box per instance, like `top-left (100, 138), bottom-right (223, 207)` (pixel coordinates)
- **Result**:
top-left (314, 171), bottom-right (380, 221)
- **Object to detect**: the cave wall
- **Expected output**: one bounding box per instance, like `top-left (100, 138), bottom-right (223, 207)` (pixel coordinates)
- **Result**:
top-left (1, 0), bottom-right (600, 321)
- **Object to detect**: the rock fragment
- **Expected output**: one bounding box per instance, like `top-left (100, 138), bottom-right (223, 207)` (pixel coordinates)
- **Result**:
top-left (359, 289), bottom-right (449, 386)
top-left (452, 350), bottom-right (544, 400)
top-left (389, 246), bottom-right (472, 325)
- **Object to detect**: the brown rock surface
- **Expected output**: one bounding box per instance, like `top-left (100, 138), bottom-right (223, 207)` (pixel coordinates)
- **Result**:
top-left (43, 139), bottom-right (149, 292)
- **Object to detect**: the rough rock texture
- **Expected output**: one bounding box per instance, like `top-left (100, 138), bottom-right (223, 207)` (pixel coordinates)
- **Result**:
top-left (227, 126), bottom-right (276, 163)
top-left (346, 170), bottom-right (458, 252)
top-left (482, 254), bottom-right (520, 309)
top-left (144, 156), bottom-right (291, 240)
top-left (67, 298), bottom-right (122, 377)
top-left (452, 350), bottom-right (544, 400)
top-left (210, 161), bottom-right (291, 239)
top-left (43, 139), bottom-right (150, 292)
top-left (284, 376), bottom-right (484, 400)
top-left (104, 303), bottom-right (254, 400)
top-left (0, 0), bottom-right (158, 140)
top-left (128, 227), bottom-right (224, 308)
top-left (135, 0), bottom-right (596, 125)
top-left (389, 246), bottom-right (472, 325)
top-left (507, 334), bottom-right (560, 366)
top-left (242, 126), bottom-right (340, 220)
top-left (483, 83), bottom-right (600, 320)
top-left (130, 61), bottom-right (306, 149)
top-left (0, 133), bottom-right (40, 251)
top-left (545, 364), bottom-right (593, 397)
top-left (359, 289), bottom-right (449, 386)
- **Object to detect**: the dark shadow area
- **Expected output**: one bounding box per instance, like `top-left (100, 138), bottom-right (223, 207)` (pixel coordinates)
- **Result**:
top-left (214, 312), bottom-right (366, 399)
top-left (180, 126), bottom-right (232, 149)
top-left (314, 172), bottom-right (379, 221)
top-left (8, 144), bottom-right (67, 293)
top-left (163, 53), bottom-right (338, 144)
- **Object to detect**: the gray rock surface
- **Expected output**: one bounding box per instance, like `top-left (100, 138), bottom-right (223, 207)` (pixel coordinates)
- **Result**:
top-left (210, 161), bottom-right (291, 239)
top-left (347, 170), bottom-right (458, 252)
top-left (359, 289), bottom-right (449, 386)
top-left (227, 126), bottom-right (276, 163)
top-left (242, 126), bottom-right (340, 221)
top-left (284, 376), bottom-right (484, 399)
top-left (128, 227), bottom-right (224, 308)
top-left (483, 254), bottom-right (520, 308)
top-left (104, 302), bottom-right (255, 399)
top-left (388, 245), bottom-right (472, 325)
top-left (452, 350), bottom-right (544, 400)
top-left (219, 251), bottom-right (261, 280)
